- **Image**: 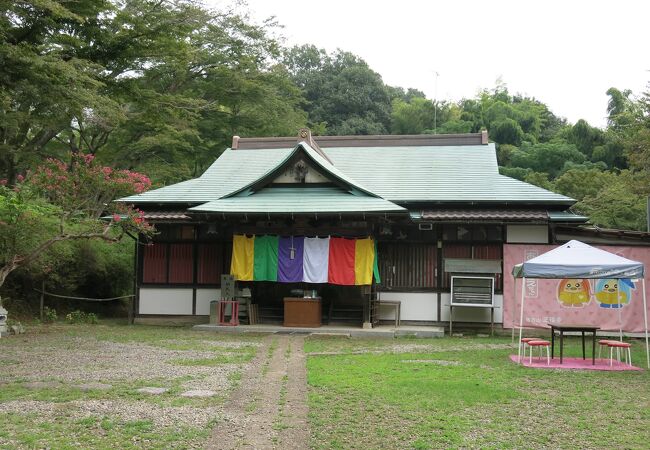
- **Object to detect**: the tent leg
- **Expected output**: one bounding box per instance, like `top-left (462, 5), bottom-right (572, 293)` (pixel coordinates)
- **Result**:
top-left (642, 279), bottom-right (649, 369)
top-left (517, 277), bottom-right (526, 363)
top-left (512, 275), bottom-right (521, 344)
top-left (617, 282), bottom-right (622, 340)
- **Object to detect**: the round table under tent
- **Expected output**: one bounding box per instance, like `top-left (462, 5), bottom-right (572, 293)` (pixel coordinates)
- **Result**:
top-left (512, 240), bottom-right (649, 368)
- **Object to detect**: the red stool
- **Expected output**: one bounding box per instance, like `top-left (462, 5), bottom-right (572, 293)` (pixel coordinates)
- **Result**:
top-left (519, 337), bottom-right (539, 361)
top-left (607, 341), bottom-right (632, 366)
top-left (527, 340), bottom-right (551, 365)
top-left (597, 339), bottom-right (618, 359)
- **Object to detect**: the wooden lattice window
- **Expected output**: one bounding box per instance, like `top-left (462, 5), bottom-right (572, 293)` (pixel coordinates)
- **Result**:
top-left (378, 243), bottom-right (437, 289)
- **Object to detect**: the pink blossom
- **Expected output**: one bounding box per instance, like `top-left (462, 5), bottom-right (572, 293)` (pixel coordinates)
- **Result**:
top-left (112, 214), bottom-right (121, 222)
top-left (16, 174), bottom-right (24, 182)
top-left (0, 179), bottom-right (6, 186)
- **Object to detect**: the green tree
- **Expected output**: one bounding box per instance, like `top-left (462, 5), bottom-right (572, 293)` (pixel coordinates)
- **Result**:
top-left (391, 97), bottom-right (436, 134)
top-left (606, 87), bottom-right (639, 130)
top-left (553, 167), bottom-right (616, 201)
top-left (575, 171), bottom-right (647, 230)
top-left (496, 144), bottom-right (518, 166)
top-left (498, 166), bottom-right (531, 181)
top-left (0, 0), bottom-right (113, 183)
top-left (567, 119), bottom-right (605, 158)
top-left (0, 152), bottom-right (153, 293)
top-left (283, 46), bottom-right (392, 135)
top-left (491, 119), bottom-right (525, 146)
top-left (619, 84), bottom-right (650, 189)
top-left (524, 172), bottom-right (553, 190)
top-left (510, 142), bottom-right (586, 178)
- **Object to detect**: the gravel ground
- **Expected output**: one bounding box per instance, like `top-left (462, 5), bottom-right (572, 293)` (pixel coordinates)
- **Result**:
top-left (0, 399), bottom-right (223, 428)
top-left (0, 326), bottom-right (261, 448)
top-left (0, 336), bottom-right (253, 388)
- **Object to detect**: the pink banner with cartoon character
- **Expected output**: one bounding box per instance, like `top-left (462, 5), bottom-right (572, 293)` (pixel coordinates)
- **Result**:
top-left (503, 244), bottom-right (649, 332)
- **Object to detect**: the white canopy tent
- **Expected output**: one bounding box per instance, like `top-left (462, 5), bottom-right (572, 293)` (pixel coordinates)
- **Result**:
top-left (512, 240), bottom-right (649, 368)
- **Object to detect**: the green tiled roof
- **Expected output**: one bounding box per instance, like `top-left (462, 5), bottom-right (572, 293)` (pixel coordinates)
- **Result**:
top-left (120, 147), bottom-right (293, 204)
top-left (324, 145), bottom-right (572, 203)
top-left (120, 141), bottom-right (574, 207)
top-left (221, 142), bottom-right (378, 198)
top-left (189, 187), bottom-right (405, 214)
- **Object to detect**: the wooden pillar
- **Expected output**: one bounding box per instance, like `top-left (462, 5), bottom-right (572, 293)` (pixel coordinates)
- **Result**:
top-left (40, 280), bottom-right (45, 322)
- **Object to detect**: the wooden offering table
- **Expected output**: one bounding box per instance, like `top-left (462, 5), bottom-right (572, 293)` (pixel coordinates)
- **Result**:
top-left (283, 297), bottom-right (322, 327)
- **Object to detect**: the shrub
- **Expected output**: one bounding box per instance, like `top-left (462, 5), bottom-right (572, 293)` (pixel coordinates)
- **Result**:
top-left (65, 310), bottom-right (98, 324)
top-left (43, 306), bottom-right (57, 323)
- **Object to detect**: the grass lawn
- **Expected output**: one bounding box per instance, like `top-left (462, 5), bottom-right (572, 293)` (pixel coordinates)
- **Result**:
top-left (0, 322), bottom-right (262, 449)
top-left (305, 335), bottom-right (650, 449)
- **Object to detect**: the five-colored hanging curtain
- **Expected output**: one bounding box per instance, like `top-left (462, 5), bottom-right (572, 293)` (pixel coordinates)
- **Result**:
top-left (230, 235), bottom-right (255, 281)
top-left (230, 234), bottom-right (379, 285)
top-left (278, 236), bottom-right (304, 282)
top-left (303, 237), bottom-right (329, 283)
top-left (253, 235), bottom-right (279, 281)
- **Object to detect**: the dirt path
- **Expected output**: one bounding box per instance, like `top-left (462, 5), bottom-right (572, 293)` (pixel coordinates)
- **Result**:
top-left (207, 335), bottom-right (310, 449)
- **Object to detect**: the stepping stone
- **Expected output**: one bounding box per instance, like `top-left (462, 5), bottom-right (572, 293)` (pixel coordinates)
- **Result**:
top-left (137, 387), bottom-right (168, 395)
top-left (78, 382), bottom-right (112, 391)
top-left (181, 389), bottom-right (216, 398)
top-left (23, 381), bottom-right (61, 390)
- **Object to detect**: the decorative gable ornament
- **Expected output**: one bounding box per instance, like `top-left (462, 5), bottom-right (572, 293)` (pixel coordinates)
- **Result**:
top-left (293, 160), bottom-right (308, 183)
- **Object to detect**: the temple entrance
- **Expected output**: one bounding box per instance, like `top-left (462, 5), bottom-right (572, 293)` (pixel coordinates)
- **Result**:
top-left (239, 281), bottom-right (370, 326)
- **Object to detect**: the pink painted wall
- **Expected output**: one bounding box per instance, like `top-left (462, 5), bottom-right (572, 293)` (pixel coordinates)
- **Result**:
top-left (503, 244), bottom-right (650, 332)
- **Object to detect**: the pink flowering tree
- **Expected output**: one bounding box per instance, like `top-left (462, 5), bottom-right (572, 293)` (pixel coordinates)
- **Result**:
top-left (0, 153), bottom-right (154, 292)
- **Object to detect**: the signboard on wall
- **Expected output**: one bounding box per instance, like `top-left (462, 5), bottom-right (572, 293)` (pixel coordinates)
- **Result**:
top-left (503, 244), bottom-right (649, 332)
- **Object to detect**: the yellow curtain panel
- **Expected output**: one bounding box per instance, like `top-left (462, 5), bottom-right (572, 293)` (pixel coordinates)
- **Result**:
top-left (230, 234), bottom-right (255, 281)
top-left (354, 238), bottom-right (375, 285)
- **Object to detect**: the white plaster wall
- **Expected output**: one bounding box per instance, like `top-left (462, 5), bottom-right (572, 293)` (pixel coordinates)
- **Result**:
top-left (507, 225), bottom-right (548, 244)
top-left (196, 289), bottom-right (221, 316)
top-left (440, 293), bottom-right (503, 323)
top-left (379, 292), bottom-right (437, 322)
top-left (139, 288), bottom-right (193, 315)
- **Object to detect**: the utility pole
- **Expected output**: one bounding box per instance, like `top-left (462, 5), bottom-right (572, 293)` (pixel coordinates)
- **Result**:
top-left (433, 71), bottom-right (439, 134)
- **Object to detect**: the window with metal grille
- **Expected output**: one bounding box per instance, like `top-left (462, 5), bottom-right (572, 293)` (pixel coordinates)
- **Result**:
top-left (378, 243), bottom-right (437, 290)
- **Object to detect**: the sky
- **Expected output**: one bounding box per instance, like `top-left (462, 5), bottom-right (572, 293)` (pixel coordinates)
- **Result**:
top-left (210, 0), bottom-right (649, 128)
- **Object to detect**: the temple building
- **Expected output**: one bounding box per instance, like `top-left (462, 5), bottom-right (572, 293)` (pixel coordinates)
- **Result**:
top-left (120, 129), bottom-right (638, 330)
